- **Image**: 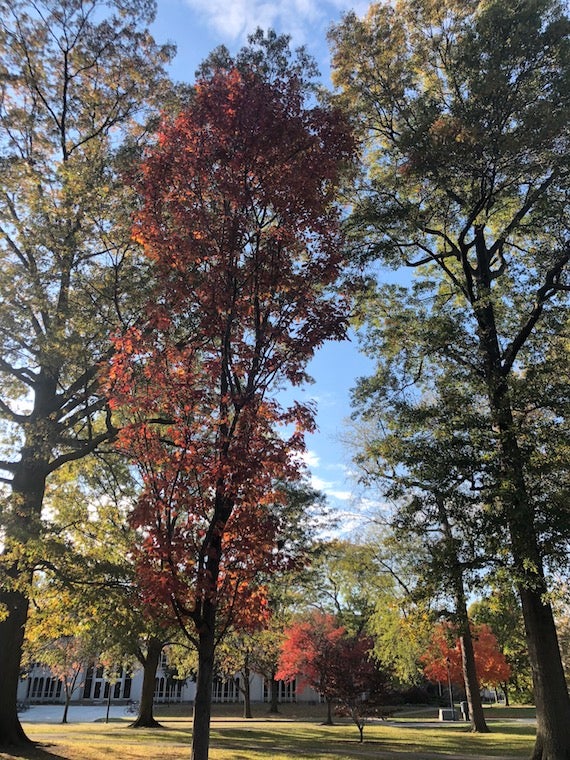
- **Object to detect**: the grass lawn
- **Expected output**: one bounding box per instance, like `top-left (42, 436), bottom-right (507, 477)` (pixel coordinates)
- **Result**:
top-left (0, 703), bottom-right (537, 760)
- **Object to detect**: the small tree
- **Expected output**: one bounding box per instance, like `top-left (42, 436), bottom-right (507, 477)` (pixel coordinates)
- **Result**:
top-left (24, 588), bottom-right (101, 724)
top-left (277, 610), bottom-right (389, 738)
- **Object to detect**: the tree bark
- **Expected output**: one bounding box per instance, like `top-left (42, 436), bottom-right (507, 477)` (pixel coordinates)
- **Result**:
top-left (0, 588), bottom-right (31, 746)
top-left (323, 698), bottom-right (334, 725)
top-left (471, 245), bottom-right (570, 758)
top-left (191, 619), bottom-right (216, 760)
top-left (458, 632), bottom-right (489, 733)
top-left (437, 495), bottom-right (489, 733)
top-left (521, 586), bottom-right (570, 760)
top-left (0, 442), bottom-right (49, 747)
top-left (61, 694), bottom-right (71, 725)
top-left (130, 637), bottom-right (163, 728)
top-left (269, 676), bottom-right (279, 714)
top-left (242, 657), bottom-right (252, 719)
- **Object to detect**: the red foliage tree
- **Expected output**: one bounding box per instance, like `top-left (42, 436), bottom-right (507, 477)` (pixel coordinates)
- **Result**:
top-left (276, 611), bottom-right (389, 738)
top-left (108, 42), bottom-right (353, 760)
top-left (422, 621), bottom-right (511, 689)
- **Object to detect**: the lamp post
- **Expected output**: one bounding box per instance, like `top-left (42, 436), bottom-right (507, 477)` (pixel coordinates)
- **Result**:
top-left (445, 657), bottom-right (454, 719)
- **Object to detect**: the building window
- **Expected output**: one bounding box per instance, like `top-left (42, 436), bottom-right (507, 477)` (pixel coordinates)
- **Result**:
top-left (212, 677), bottom-right (239, 703)
top-left (83, 667), bottom-right (94, 699)
top-left (264, 679), bottom-right (296, 703)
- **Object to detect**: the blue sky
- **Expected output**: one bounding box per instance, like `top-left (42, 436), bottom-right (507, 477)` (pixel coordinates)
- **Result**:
top-left (150, 0), bottom-right (378, 528)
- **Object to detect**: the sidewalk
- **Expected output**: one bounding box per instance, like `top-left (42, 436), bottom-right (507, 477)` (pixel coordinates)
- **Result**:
top-left (19, 704), bottom-right (129, 723)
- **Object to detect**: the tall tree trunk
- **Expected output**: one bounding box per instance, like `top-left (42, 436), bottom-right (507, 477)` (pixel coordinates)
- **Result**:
top-left (437, 494), bottom-right (489, 733)
top-left (493, 377), bottom-right (570, 758)
top-left (472, 255), bottom-right (570, 758)
top-left (323, 698), bottom-right (334, 725)
top-left (191, 618), bottom-right (216, 760)
top-left (0, 588), bottom-right (30, 746)
top-left (242, 657), bottom-right (252, 719)
top-left (0, 445), bottom-right (49, 747)
top-left (521, 586), bottom-right (570, 760)
top-left (458, 632), bottom-right (488, 733)
top-left (130, 637), bottom-right (163, 728)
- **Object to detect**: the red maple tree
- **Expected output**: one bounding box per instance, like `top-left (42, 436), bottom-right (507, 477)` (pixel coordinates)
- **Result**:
top-left (276, 611), bottom-right (389, 739)
top-left (108, 48), bottom-right (353, 760)
top-left (421, 621), bottom-right (511, 688)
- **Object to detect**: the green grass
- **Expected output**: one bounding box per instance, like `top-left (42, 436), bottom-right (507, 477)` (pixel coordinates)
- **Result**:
top-left (0, 703), bottom-right (537, 760)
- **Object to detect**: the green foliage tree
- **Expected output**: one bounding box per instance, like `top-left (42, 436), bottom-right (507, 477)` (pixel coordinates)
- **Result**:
top-left (23, 585), bottom-right (102, 724)
top-left (308, 539), bottom-right (384, 635)
top-left (351, 368), bottom-right (494, 731)
top-left (0, 0), bottom-right (175, 745)
top-left (331, 0), bottom-right (570, 756)
top-left (45, 453), bottom-right (183, 730)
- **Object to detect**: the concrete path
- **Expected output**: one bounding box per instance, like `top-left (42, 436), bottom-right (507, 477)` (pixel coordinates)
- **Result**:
top-left (19, 704), bottom-right (130, 723)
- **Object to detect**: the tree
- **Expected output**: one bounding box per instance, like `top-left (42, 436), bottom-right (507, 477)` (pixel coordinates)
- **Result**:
top-left (215, 479), bottom-right (328, 718)
top-left (108, 33), bottom-right (354, 760)
top-left (330, 1), bottom-right (570, 756)
top-left (277, 611), bottom-right (390, 739)
top-left (23, 587), bottom-right (101, 724)
top-left (470, 584), bottom-right (533, 704)
top-left (0, 0), bottom-right (175, 745)
top-left (422, 621), bottom-right (511, 694)
top-left (308, 539), bottom-right (384, 635)
top-left (352, 378), bottom-right (495, 731)
top-left (22, 451), bottom-right (179, 731)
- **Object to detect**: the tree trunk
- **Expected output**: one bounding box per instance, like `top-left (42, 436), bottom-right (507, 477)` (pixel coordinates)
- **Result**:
top-left (191, 620), bottom-right (216, 760)
top-left (491, 372), bottom-right (570, 756)
top-left (242, 660), bottom-right (252, 719)
top-left (436, 494), bottom-right (489, 733)
top-left (130, 637), bottom-right (163, 728)
top-left (521, 586), bottom-right (570, 760)
top-left (269, 676), bottom-right (279, 714)
top-left (323, 698), bottom-right (334, 725)
top-left (0, 588), bottom-right (31, 746)
top-left (502, 682), bottom-right (510, 707)
top-left (471, 256), bottom-right (570, 758)
top-left (61, 693), bottom-right (71, 725)
top-left (459, 632), bottom-right (489, 733)
top-left (0, 447), bottom-right (48, 747)
top-left (105, 691), bottom-right (112, 724)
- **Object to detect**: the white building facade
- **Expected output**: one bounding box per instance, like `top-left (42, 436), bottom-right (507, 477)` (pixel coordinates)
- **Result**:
top-left (18, 659), bottom-right (318, 706)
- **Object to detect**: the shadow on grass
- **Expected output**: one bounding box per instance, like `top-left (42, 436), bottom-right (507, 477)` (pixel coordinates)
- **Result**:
top-left (0, 743), bottom-right (68, 760)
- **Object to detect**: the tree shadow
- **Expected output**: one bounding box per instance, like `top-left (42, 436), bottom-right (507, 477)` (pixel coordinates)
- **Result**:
top-left (0, 742), bottom-right (68, 760)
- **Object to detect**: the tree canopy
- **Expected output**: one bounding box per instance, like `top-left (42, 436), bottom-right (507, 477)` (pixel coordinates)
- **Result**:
top-left (109, 34), bottom-right (354, 760)
top-left (0, 0), bottom-right (175, 745)
top-left (331, 0), bottom-right (570, 755)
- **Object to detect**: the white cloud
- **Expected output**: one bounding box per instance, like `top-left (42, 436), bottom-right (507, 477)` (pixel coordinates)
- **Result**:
top-left (310, 474), bottom-right (333, 492)
top-left (182, 0), bottom-right (345, 44)
top-left (301, 450), bottom-right (320, 469)
top-left (327, 489), bottom-right (352, 501)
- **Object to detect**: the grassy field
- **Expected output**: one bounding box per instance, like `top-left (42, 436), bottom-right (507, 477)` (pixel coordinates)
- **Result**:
top-left (0, 703), bottom-right (537, 760)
